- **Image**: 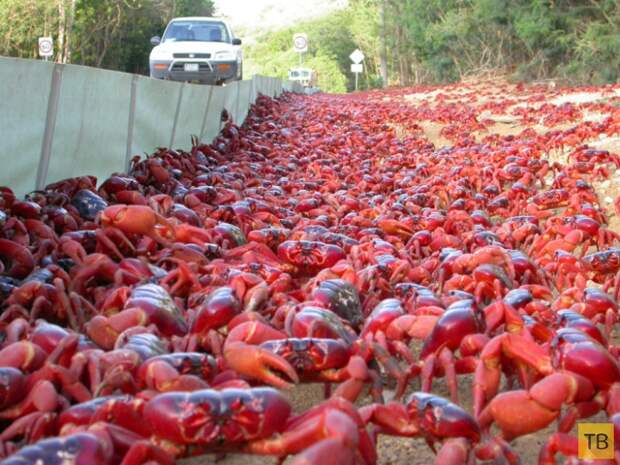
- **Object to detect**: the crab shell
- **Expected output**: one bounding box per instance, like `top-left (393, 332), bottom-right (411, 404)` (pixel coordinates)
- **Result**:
top-left (144, 388), bottom-right (292, 449)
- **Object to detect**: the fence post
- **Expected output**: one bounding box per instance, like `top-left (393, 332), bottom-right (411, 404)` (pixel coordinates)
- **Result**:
top-left (169, 82), bottom-right (186, 148)
top-left (36, 63), bottom-right (64, 190)
top-left (125, 74), bottom-right (139, 170)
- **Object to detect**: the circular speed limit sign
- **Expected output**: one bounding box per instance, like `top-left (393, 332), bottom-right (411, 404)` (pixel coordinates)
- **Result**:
top-left (294, 36), bottom-right (306, 49)
top-left (293, 33), bottom-right (308, 53)
top-left (38, 37), bottom-right (53, 57)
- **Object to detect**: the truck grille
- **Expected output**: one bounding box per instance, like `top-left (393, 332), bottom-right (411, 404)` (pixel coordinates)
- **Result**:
top-left (173, 53), bottom-right (211, 59)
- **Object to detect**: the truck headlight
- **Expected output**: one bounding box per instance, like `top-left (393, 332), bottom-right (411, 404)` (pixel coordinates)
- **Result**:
top-left (214, 51), bottom-right (235, 61)
top-left (150, 47), bottom-right (172, 61)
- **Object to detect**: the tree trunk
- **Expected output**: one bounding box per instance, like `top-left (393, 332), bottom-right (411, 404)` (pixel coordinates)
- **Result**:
top-left (96, 2), bottom-right (122, 68)
top-left (57, 0), bottom-right (65, 62)
top-left (44, 5), bottom-right (49, 36)
top-left (379, 0), bottom-right (388, 87)
top-left (63, 0), bottom-right (76, 63)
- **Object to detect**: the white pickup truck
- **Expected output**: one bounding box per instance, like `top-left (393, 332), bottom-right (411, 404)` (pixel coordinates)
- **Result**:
top-left (149, 17), bottom-right (243, 85)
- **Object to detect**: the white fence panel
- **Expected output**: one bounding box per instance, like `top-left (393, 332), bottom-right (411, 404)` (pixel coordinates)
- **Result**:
top-left (132, 76), bottom-right (183, 160)
top-left (172, 83), bottom-right (211, 148)
top-left (235, 80), bottom-right (253, 125)
top-left (201, 86), bottom-right (227, 143)
top-left (46, 64), bottom-right (131, 188)
top-left (0, 58), bottom-right (53, 196)
top-left (222, 82), bottom-right (239, 123)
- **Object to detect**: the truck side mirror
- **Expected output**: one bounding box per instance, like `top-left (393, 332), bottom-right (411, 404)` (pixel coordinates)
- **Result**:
top-left (150, 36), bottom-right (161, 46)
top-left (232, 38), bottom-right (242, 45)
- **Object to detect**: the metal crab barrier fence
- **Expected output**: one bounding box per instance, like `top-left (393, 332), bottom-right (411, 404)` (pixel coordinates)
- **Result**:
top-left (0, 56), bottom-right (303, 198)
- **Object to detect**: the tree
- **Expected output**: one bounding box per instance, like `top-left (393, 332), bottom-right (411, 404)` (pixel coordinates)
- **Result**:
top-left (378, 0), bottom-right (387, 86)
top-left (173, 0), bottom-right (214, 17)
top-left (0, 0), bottom-right (56, 59)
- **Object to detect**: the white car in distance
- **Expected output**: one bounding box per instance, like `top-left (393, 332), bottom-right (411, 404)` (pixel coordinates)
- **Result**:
top-left (149, 17), bottom-right (242, 85)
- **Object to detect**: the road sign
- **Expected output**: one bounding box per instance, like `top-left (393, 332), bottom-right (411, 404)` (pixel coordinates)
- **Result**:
top-left (38, 37), bottom-right (53, 58)
top-left (349, 49), bottom-right (364, 64)
top-left (293, 33), bottom-right (308, 53)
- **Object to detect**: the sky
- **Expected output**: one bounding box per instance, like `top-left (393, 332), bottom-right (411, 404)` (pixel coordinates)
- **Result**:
top-left (213, 0), bottom-right (348, 41)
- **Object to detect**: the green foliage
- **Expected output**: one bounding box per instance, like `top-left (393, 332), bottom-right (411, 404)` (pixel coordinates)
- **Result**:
top-left (0, 0), bottom-right (56, 58)
top-left (307, 51), bottom-right (348, 93)
top-left (174, 0), bottom-right (214, 17)
top-left (562, 21), bottom-right (620, 84)
top-left (248, 0), bottom-right (619, 89)
top-left (245, 6), bottom-right (383, 92)
top-left (1, 0), bottom-right (618, 88)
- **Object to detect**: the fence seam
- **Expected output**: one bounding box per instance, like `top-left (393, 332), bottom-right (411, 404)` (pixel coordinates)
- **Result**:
top-left (246, 80), bottom-right (253, 123)
top-left (235, 82), bottom-right (241, 124)
top-left (125, 74), bottom-right (138, 170)
top-left (218, 88), bottom-right (226, 134)
top-left (36, 63), bottom-right (64, 190)
top-left (169, 82), bottom-right (185, 148)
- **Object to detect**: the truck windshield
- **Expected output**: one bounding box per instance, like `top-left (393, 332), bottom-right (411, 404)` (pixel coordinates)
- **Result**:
top-left (163, 21), bottom-right (230, 43)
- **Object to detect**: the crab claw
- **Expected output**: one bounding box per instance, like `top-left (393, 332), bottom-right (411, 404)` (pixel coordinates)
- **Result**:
top-left (224, 342), bottom-right (299, 389)
top-left (0, 341), bottom-right (47, 372)
top-left (98, 204), bottom-right (174, 245)
top-left (0, 411), bottom-right (57, 443)
top-left (377, 219), bottom-right (413, 238)
top-left (0, 239), bottom-right (35, 279)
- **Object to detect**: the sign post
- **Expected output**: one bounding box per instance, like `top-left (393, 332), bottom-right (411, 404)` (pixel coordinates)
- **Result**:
top-left (293, 33), bottom-right (308, 66)
top-left (351, 63), bottom-right (363, 91)
top-left (38, 37), bottom-right (53, 61)
top-left (349, 49), bottom-right (365, 91)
